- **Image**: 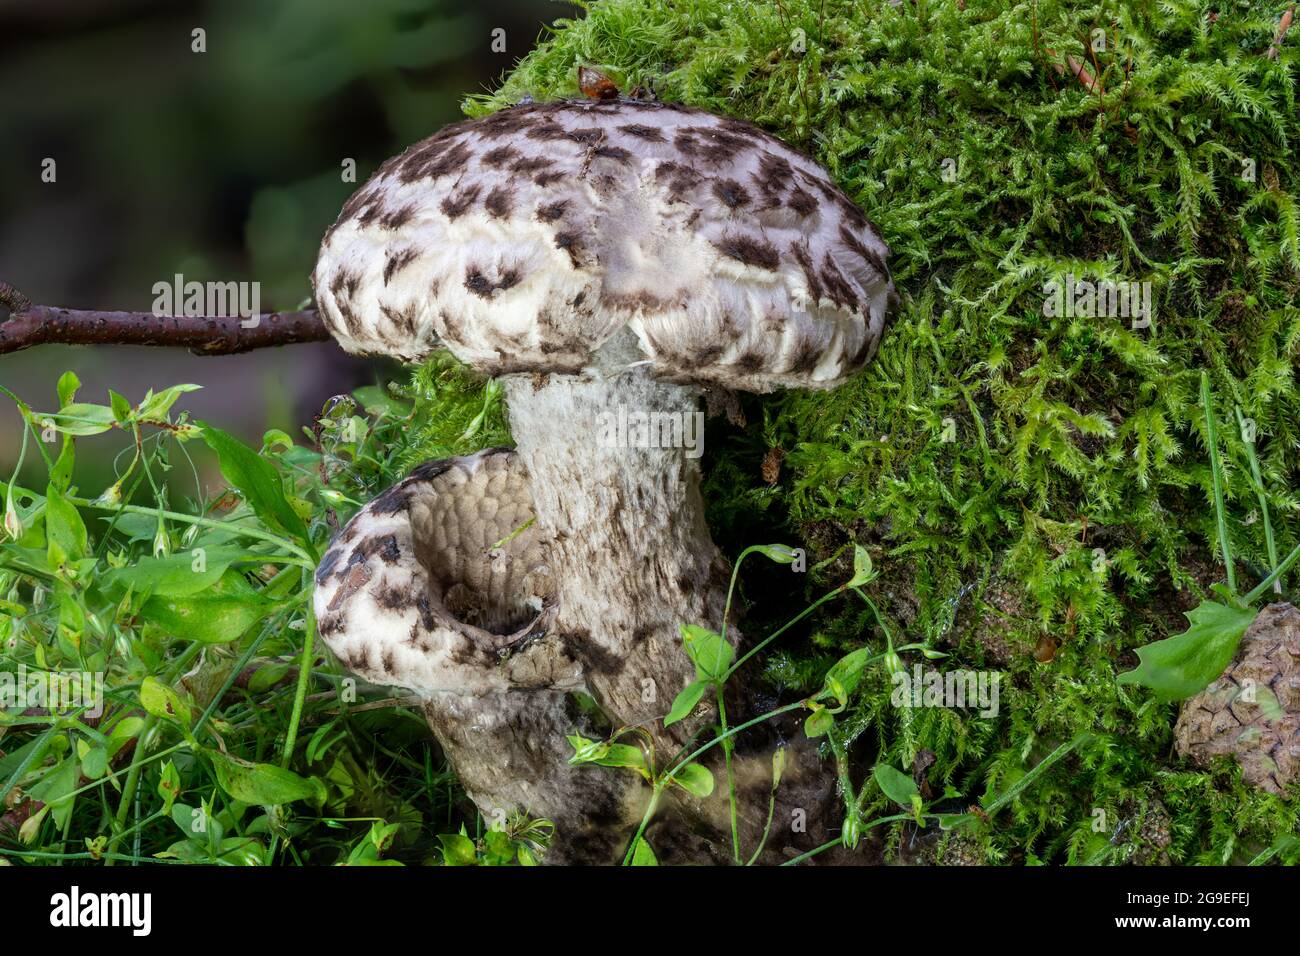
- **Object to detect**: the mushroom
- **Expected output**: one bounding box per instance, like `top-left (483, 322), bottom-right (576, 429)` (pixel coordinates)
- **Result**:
top-left (313, 449), bottom-right (647, 861)
top-left (312, 96), bottom-right (896, 859)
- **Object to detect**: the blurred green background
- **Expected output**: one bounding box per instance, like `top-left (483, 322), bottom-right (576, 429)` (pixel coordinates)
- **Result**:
top-left (0, 0), bottom-right (573, 484)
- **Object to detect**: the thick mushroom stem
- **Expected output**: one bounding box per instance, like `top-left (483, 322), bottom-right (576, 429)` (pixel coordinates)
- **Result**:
top-left (502, 366), bottom-right (732, 749)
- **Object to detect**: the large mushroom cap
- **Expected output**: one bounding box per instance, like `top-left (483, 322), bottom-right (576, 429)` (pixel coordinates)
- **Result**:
top-left (314, 98), bottom-right (896, 392)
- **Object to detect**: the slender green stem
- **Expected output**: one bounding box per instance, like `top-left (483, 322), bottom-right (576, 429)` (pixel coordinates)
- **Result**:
top-left (619, 701), bottom-right (806, 865)
top-left (104, 715), bottom-right (160, 866)
top-left (620, 785), bottom-right (663, 865)
top-left (665, 701), bottom-right (806, 783)
top-left (1201, 372), bottom-right (1235, 593)
top-left (1245, 542), bottom-right (1300, 605)
top-left (715, 685), bottom-right (741, 863)
top-left (745, 776), bottom-right (780, 866)
top-left (724, 586), bottom-right (844, 680)
top-left (719, 546), bottom-right (758, 644)
top-left (280, 581), bottom-right (316, 768)
top-left (66, 494), bottom-right (312, 562)
top-left (780, 812), bottom-right (915, 866)
top-left (1236, 407), bottom-right (1281, 594)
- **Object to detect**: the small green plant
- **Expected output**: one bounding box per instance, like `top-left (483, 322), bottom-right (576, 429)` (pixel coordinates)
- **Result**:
top-left (570, 544), bottom-right (1084, 865)
top-left (1118, 372), bottom-right (1300, 700)
top-left (0, 369), bottom-right (504, 865)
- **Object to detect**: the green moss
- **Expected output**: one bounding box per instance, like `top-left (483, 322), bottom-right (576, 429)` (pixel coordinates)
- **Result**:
top-left (400, 0), bottom-right (1300, 861)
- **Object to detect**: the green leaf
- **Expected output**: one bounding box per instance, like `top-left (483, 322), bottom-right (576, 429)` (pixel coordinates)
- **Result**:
top-left (157, 760), bottom-right (181, 813)
top-left (1117, 601), bottom-right (1257, 701)
top-left (680, 624), bottom-right (733, 682)
top-left (109, 390), bottom-right (133, 424)
top-left (565, 734), bottom-right (609, 765)
top-left (873, 764), bottom-right (919, 806)
top-left (209, 751), bottom-right (326, 806)
top-left (848, 545), bottom-right (875, 587)
top-left (139, 676), bottom-right (192, 727)
top-left (823, 647), bottom-right (874, 702)
top-left (141, 569), bottom-right (271, 644)
top-left (47, 403), bottom-right (116, 436)
top-left (664, 680), bottom-right (708, 727)
top-left (248, 663), bottom-right (291, 694)
top-left (672, 762), bottom-right (715, 798)
top-left (198, 423), bottom-right (309, 541)
top-left (630, 837), bottom-right (658, 866)
top-left (106, 547), bottom-right (257, 597)
top-left (352, 385), bottom-right (411, 417)
top-left (44, 485), bottom-right (87, 570)
top-left (56, 371), bottom-right (81, 408)
top-left (593, 743), bottom-right (647, 773)
top-left (438, 832), bottom-right (478, 866)
top-left (138, 384), bottom-right (201, 421)
top-left (804, 707), bottom-right (834, 738)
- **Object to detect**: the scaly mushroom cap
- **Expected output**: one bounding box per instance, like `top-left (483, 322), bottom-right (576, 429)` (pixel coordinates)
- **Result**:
top-left (313, 449), bottom-right (579, 696)
top-left (1174, 601), bottom-right (1300, 794)
top-left (314, 98), bottom-right (896, 392)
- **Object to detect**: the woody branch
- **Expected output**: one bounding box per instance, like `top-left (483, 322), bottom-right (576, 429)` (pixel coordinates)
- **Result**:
top-left (0, 280), bottom-right (331, 357)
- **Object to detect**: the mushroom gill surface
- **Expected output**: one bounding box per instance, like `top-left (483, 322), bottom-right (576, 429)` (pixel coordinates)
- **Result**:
top-left (313, 448), bottom-right (578, 695)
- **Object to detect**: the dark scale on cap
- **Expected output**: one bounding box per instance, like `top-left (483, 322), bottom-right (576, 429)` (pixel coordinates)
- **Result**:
top-left (553, 232), bottom-right (584, 268)
top-left (383, 248), bottom-right (419, 285)
top-left (440, 184), bottom-right (482, 220)
top-left (819, 254), bottom-right (857, 310)
top-left (379, 203), bottom-right (417, 230)
top-left (369, 483), bottom-right (414, 516)
top-left (656, 161), bottom-right (702, 203)
top-left (619, 123), bottom-right (666, 141)
top-left (398, 139), bottom-right (473, 184)
top-left (674, 126), bottom-right (750, 163)
top-left (787, 335), bottom-right (823, 374)
top-left (594, 145), bottom-right (632, 163)
top-left (790, 240), bottom-right (824, 303)
top-left (713, 234), bottom-right (780, 270)
top-left (512, 156), bottom-right (554, 174)
top-left (712, 179), bottom-right (750, 209)
top-left (481, 145), bottom-right (521, 167)
top-left (380, 301), bottom-right (419, 336)
top-left (787, 186), bottom-right (818, 217)
top-left (483, 185), bottom-right (514, 219)
top-left (315, 547), bottom-right (343, 585)
top-left (464, 267), bottom-right (521, 298)
top-left (536, 199), bottom-right (569, 223)
top-left (838, 225), bottom-right (889, 277)
top-left (754, 152), bottom-right (794, 198)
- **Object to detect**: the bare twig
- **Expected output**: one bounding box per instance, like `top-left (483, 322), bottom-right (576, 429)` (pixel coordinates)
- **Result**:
top-left (0, 281), bottom-right (331, 356)
top-left (1268, 4), bottom-right (1295, 59)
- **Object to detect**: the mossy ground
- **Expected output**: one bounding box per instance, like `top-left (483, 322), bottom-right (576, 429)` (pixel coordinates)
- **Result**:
top-left (421, 0), bottom-right (1300, 863)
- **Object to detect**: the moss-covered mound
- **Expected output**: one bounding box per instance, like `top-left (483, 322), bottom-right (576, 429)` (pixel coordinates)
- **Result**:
top-left (407, 0), bottom-right (1300, 863)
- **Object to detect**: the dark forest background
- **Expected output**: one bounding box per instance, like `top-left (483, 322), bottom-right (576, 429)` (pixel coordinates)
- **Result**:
top-left (0, 0), bottom-right (572, 479)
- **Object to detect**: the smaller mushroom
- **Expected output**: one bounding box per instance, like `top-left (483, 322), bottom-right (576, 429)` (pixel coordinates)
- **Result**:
top-left (313, 449), bottom-right (645, 860)
top-left (1175, 601), bottom-right (1300, 794)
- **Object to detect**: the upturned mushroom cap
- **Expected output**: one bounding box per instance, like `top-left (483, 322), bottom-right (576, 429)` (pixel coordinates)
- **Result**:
top-left (313, 449), bottom-right (579, 695)
top-left (314, 98), bottom-right (896, 392)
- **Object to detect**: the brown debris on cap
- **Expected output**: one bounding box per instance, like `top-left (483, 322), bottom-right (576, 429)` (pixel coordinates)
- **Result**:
top-left (1174, 602), bottom-right (1300, 794)
top-left (313, 449), bottom-right (580, 696)
top-left (314, 98), bottom-right (896, 392)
